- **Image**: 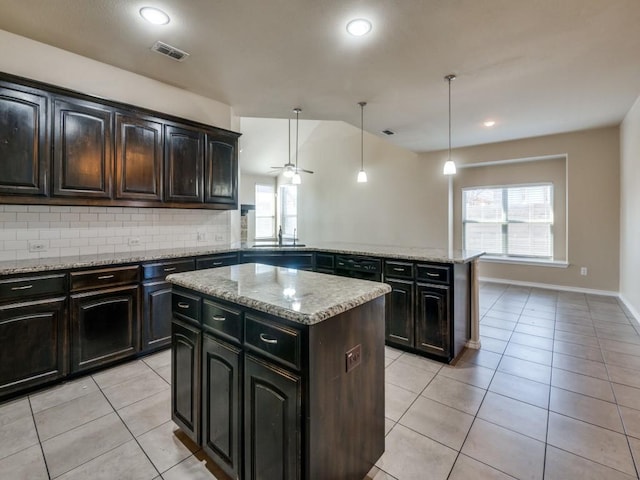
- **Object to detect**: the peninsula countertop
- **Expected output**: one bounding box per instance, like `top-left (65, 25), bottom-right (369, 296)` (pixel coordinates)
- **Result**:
top-left (0, 242), bottom-right (483, 276)
top-left (167, 263), bottom-right (392, 325)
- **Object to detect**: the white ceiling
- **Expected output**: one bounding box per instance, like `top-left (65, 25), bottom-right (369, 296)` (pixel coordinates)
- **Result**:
top-left (1, 0), bottom-right (639, 170)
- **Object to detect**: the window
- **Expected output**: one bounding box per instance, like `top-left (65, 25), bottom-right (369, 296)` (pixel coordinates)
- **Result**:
top-left (255, 184), bottom-right (275, 239)
top-left (463, 184), bottom-right (553, 258)
top-left (279, 184), bottom-right (298, 238)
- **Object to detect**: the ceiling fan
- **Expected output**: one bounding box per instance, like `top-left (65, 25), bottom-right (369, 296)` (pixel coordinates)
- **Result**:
top-left (270, 108), bottom-right (314, 182)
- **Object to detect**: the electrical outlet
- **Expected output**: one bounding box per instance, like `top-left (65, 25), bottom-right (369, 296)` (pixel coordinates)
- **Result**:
top-left (215, 234), bottom-right (224, 241)
top-left (128, 237), bottom-right (140, 246)
top-left (28, 241), bottom-right (47, 252)
top-left (197, 232), bottom-right (206, 242)
top-left (346, 344), bottom-right (362, 373)
top-left (580, 267), bottom-right (588, 276)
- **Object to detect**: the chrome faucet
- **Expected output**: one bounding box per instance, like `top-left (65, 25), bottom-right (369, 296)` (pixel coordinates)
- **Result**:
top-left (293, 228), bottom-right (297, 246)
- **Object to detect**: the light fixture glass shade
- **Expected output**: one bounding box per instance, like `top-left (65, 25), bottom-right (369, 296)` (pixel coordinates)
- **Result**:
top-left (357, 170), bottom-right (368, 183)
top-left (443, 160), bottom-right (457, 175)
top-left (346, 19), bottom-right (372, 36)
top-left (283, 166), bottom-right (295, 178)
top-left (292, 172), bottom-right (302, 185)
top-left (139, 7), bottom-right (170, 25)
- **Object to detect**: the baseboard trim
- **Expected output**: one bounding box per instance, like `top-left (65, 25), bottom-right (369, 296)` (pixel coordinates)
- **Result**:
top-left (619, 293), bottom-right (640, 326)
top-left (479, 276), bottom-right (618, 297)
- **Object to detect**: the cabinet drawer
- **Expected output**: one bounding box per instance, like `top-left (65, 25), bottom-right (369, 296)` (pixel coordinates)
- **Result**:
top-left (384, 261), bottom-right (414, 280)
top-left (415, 264), bottom-right (450, 284)
top-left (172, 291), bottom-right (201, 325)
top-left (70, 265), bottom-right (139, 292)
top-left (245, 315), bottom-right (301, 370)
top-left (196, 254), bottom-right (238, 269)
top-left (315, 253), bottom-right (335, 270)
top-left (143, 259), bottom-right (195, 280)
top-left (203, 299), bottom-right (242, 343)
top-left (0, 274), bottom-right (66, 302)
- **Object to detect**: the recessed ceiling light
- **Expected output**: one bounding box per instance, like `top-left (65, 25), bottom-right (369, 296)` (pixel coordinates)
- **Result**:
top-left (140, 7), bottom-right (170, 25)
top-left (346, 18), bottom-right (372, 36)
top-left (483, 120), bottom-right (496, 127)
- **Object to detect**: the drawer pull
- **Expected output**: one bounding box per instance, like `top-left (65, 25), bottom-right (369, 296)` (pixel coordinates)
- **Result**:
top-left (426, 272), bottom-right (439, 277)
top-left (98, 274), bottom-right (115, 280)
top-left (212, 262), bottom-right (223, 266)
top-left (393, 267), bottom-right (405, 272)
top-left (259, 333), bottom-right (278, 345)
top-left (163, 267), bottom-right (177, 272)
top-left (212, 316), bottom-right (226, 322)
top-left (11, 284), bottom-right (33, 291)
top-left (177, 302), bottom-right (190, 309)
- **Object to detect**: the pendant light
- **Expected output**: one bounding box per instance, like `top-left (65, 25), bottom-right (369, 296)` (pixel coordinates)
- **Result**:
top-left (357, 101), bottom-right (368, 183)
top-left (283, 117), bottom-right (295, 178)
top-left (443, 74), bottom-right (457, 175)
top-left (292, 108), bottom-right (302, 185)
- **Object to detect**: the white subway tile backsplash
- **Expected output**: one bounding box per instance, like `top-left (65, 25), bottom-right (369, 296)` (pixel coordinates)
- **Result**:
top-left (0, 205), bottom-right (231, 261)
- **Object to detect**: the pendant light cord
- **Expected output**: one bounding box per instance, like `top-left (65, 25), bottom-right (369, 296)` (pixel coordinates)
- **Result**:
top-left (294, 108), bottom-right (300, 171)
top-left (448, 76), bottom-right (452, 162)
top-left (359, 101), bottom-right (366, 170)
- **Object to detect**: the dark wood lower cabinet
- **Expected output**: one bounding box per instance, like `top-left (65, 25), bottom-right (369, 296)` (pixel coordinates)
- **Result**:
top-left (142, 281), bottom-right (173, 351)
top-left (172, 319), bottom-right (201, 444)
top-left (244, 354), bottom-right (301, 480)
top-left (202, 334), bottom-right (242, 479)
top-left (415, 283), bottom-right (450, 357)
top-left (70, 284), bottom-right (139, 373)
top-left (385, 278), bottom-right (414, 347)
top-left (0, 297), bottom-right (67, 397)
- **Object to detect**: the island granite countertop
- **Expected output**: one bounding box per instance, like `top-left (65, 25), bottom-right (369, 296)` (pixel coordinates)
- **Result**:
top-left (0, 242), bottom-right (483, 276)
top-left (167, 263), bottom-right (391, 325)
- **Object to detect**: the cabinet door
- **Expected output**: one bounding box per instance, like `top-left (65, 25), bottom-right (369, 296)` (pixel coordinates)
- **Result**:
top-left (415, 283), bottom-right (450, 358)
top-left (142, 281), bottom-right (172, 352)
top-left (202, 334), bottom-right (241, 479)
top-left (172, 319), bottom-right (201, 444)
top-left (0, 297), bottom-right (66, 398)
top-left (115, 113), bottom-right (163, 201)
top-left (244, 355), bottom-right (301, 480)
top-left (164, 125), bottom-right (204, 203)
top-left (0, 85), bottom-right (49, 196)
top-left (53, 98), bottom-right (113, 198)
top-left (70, 284), bottom-right (139, 373)
top-left (204, 133), bottom-right (237, 206)
top-left (385, 279), bottom-right (414, 348)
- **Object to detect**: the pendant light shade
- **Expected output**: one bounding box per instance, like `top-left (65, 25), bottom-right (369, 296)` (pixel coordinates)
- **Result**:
top-left (357, 101), bottom-right (368, 183)
top-left (443, 74), bottom-right (457, 176)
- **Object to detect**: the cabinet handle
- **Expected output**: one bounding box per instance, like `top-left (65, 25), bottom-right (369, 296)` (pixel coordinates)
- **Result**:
top-left (177, 302), bottom-right (190, 309)
top-left (212, 316), bottom-right (226, 322)
top-left (98, 274), bottom-right (115, 280)
top-left (212, 262), bottom-right (223, 266)
top-left (11, 284), bottom-right (33, 291)
top-left (393, 267), bottom-right (405, 272)
top-left (426, 272), bottom-right (439, 277)
top-left (163, 267), bottom-right (177, 272)
top-left (259, 333), bottom-right (278, 344)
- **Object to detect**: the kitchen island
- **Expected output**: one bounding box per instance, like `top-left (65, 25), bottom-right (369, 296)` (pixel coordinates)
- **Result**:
top-left (167, 263), bottom-right (391, 480)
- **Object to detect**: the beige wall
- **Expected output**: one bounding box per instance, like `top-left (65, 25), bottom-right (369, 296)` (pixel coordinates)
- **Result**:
top-left (298, 123), bottom-right (620, 292)
top-left (422, 127), bottom-right (620, 292)
top-left (0, 29), bottom-right (232, 130)
top-left (620, 96), bottom-right (640, 316)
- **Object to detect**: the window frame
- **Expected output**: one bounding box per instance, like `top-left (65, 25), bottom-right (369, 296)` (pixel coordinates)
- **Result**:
top-left (254, 183), bottom-right (276, 240)
top-left (279, 184), bottom-right (298, 239)
top-left (462, 182), bottom-right (555, 260)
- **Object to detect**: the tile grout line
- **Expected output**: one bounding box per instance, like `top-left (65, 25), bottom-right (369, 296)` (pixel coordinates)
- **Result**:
top-left (27, 396), bottom-right (53, 480)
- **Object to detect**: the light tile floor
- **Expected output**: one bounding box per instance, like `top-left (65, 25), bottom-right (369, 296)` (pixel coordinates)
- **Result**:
top-left (2, 283), bottom-right (640, 479)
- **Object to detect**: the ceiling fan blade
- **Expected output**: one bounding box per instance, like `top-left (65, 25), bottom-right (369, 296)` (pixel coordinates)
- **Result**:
top-left (300, 168), bottom-right (314, 174)
top-left (270, 166), bottom-right (284, 169)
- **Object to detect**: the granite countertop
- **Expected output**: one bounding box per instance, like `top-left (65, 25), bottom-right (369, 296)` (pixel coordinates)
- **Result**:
top-left (167, 263), bottom-right (391, 325)
top-left (0, 242), bottom-right (483, 276)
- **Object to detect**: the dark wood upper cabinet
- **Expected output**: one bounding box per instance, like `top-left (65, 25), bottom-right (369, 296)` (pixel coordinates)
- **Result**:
top-left (52, 98), bottom-right (113, 198)
top-left (115, 113), bottom-right (163, 201)
top-left (0, 85), bottom-right (49, 196)
top-left (205, 132), bottom-right (237, 206)
top-left (164, 125), bottom-right (204, 203)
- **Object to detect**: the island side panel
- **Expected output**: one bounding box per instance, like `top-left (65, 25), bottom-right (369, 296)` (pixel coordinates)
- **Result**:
top-left (452, 262), bottom-right (471, 360)
top-left (306, 296), bottom-right (386, 480)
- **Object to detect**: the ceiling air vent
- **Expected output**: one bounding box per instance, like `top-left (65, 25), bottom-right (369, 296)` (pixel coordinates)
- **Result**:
top-left (382, 129), bottom-right (395, 136)
top-left (151, 41), bottom-right (190, 62)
